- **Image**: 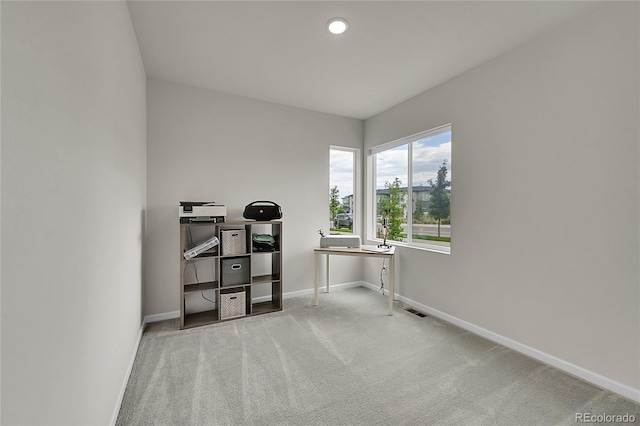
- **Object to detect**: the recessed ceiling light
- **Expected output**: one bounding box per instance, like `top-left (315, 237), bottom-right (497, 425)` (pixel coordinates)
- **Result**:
top-left (327, 18), bottom-right (348, 35)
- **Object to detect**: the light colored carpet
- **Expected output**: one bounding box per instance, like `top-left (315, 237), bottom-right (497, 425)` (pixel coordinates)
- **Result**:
top-left (117, 287), bottom-right (639, 425)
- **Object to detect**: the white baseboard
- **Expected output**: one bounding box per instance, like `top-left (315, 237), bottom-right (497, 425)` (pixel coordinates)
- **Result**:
top-left (111, 310), bottom-right (180, 425)
top-left (252, 280), bottom-right (364, 303)
top-left (144, 310), bottom-right (180, 323)
top-left (110, 319), bottom-right (146, 426)
top-left (360, 281), bottom-right (640, 403)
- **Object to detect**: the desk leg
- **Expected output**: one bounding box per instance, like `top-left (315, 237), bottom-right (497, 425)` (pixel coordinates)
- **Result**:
top-left (313, 252), bottom-right (319, 305)
top-left (325, 254), bottom-right (330, 293)
top-left (388, 256), bottom-right (395, 316)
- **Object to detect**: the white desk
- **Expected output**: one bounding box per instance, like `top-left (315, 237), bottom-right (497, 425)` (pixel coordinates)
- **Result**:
top-left (313, 246), bottom-right (396, 315)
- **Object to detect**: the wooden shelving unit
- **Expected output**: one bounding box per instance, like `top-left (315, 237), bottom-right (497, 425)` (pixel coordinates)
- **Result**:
top-left (179, 220), bottom-right (282, 329)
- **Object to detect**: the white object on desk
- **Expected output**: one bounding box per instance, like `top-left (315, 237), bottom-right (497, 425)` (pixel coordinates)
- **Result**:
top-left (313, 245), bottom-right (396, 315)
top-left (319, 234), bottom-right (361, 248)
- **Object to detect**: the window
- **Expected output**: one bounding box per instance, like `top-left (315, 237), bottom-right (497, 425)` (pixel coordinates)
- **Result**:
top-left (370, 124), bottom-right (451, 253)
top-left (330, 147), bottom-right (358, 234)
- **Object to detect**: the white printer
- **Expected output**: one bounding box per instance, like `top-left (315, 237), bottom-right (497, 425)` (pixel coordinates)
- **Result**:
top-left (320, 234), bottom-right (361, 248)
top-left (179, 201), bottom-right (227, 223)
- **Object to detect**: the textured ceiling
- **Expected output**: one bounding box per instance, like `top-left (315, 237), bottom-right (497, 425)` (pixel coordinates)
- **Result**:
top-left (127, 1), bottom-right (604, 119)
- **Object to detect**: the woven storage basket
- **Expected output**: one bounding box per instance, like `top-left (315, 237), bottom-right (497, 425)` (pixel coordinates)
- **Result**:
top-left (221, 229), bottom-right (247, 255)
top-left (220, 290), bottom-right (246, 319)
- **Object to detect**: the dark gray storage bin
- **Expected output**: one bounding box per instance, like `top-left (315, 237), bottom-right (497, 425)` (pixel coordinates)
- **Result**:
top-left (221, 257), bottom-right (251, 287)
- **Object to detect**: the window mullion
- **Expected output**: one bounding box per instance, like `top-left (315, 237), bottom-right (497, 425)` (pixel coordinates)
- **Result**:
top-left (406, 142), bottom-right (413, 244)
top-left (371, 154), bottom-right (376, 240)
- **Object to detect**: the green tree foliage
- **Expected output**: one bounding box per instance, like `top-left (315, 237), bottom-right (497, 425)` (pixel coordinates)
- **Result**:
top-left (329, 185), bottom-right (340, 222)
top-left (428, 160), bottom-right (451, 237)
top-left (413, 197), bottom-right (425, 223)
top-left (379, 177), bottom-right (406, 241)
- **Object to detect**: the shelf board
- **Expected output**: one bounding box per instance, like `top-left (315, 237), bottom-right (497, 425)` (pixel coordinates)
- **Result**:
top-left (220, 253), bottom-right (250, 258)
top-left (184, 281), bottom-right (218, 293)
top-left (251, 301), bottom-right (281, 315)
top-left (219, 283), bottom-right (249, 291)
top-left (183, 250), bottom-right (218, 260)
top-left (242, 220), bottom-right (282, 225)
top-left (252, 274), bottom-right (280, 285)
top-left (183, 309), bottom-right (219, 329)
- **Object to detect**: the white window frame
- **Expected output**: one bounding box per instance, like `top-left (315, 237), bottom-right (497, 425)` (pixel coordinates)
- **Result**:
top-left (330, 146), bottom-right (361, 235)
top-left (368, 124), bottom-right (451, 254)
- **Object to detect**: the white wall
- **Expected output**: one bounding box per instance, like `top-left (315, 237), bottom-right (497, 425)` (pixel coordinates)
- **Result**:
top-left (1, 2), bottom-right (146, 424)
top-left (145, 78), bottom-right (363, 316)
top-left (364, 3), bottom-right (639, 392)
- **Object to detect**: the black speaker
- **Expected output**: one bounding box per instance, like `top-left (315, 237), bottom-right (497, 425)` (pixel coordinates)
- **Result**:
top-left (242, 201), bottom-right (282, 221)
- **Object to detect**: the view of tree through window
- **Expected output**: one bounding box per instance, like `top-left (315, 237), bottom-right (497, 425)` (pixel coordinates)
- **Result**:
top-left (330, 148), bottom-right (356, 234)
top-left (373, 125), bottom-right (451, 252)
